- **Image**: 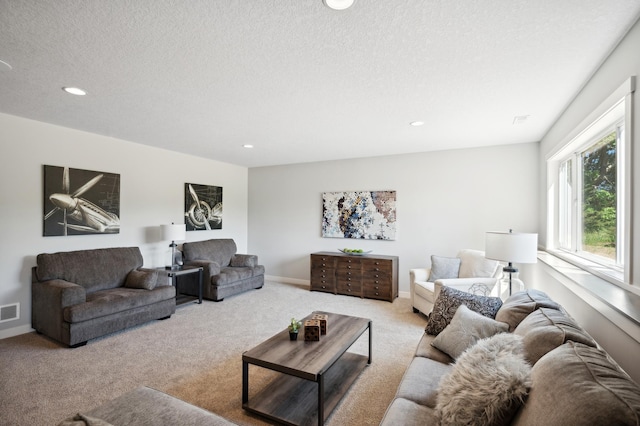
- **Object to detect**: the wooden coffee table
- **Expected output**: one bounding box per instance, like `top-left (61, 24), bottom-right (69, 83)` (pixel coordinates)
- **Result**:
top-left (242, 311), bottom-right (372, 426)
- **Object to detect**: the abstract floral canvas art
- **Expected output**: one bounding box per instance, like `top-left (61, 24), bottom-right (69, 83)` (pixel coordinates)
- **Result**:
top-left (322, 190), bottom-right (396, 240)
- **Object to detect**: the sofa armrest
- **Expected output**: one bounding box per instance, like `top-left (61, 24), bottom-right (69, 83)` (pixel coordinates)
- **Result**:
top-left (230, 254), bottom-right (257, 268)
top-left (32, 279), bottom-right (86, 341)
top-left (184, 260), bottom-right (221, 278)
top-left (409, 268), bottom-right (431, 301)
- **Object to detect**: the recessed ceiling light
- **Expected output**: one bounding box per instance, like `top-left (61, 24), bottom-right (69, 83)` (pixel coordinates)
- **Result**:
top-left (323, 0), bottom-right (356, 10)
top-left (62, 87), bottom-right (87, 96)
top-left (410, 121), bottom-right (424, 127)
top-left (243, 144), bottom-right (254, 149)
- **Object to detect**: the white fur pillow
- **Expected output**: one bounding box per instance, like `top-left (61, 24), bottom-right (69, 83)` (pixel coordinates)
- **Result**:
top-left (436, 333), bottom-right (532, 426)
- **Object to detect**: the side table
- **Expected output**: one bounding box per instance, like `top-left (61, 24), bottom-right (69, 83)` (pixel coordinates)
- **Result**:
top-left (156, 266), bottom-right (203, 305)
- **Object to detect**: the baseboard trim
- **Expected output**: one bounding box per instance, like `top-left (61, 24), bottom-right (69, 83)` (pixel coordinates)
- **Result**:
top-left (0, 324), bottom-right (34, 340)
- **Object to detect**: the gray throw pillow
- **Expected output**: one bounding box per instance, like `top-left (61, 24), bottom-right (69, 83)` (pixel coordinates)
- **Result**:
top-left (428, 255), bottom-right (461, 281)
top-left (124, 269), bottom-right (158, 290)
top-left (432, 304), bottom-right (509, 359)
top-left (425, 286), bottom-right (503, 335)
top-left (436, 333), bottom-right (532, 426)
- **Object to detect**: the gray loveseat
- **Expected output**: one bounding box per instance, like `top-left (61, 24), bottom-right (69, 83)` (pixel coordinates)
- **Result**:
top-left (181, 238), bottom-right (264, 301)
top-left (381, 289), bottom-right (640, 425)
top-left (32, 247), bottom-right (175, 348)
top-left (58, 386), bottom-right (236, 426)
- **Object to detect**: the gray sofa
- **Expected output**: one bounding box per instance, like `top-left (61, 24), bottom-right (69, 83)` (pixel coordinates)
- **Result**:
top-left (381, 288), bottom-right (640, 425)
top-left (58, 386), bottom-right (236, 426)
top-left (181, 238), bottom-right (264, 301)
top-left (32, 247), bottom-right (175, 348)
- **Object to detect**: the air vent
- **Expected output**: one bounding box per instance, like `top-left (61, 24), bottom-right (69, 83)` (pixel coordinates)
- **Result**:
top-left (0, 303), bottom-right (19, 323)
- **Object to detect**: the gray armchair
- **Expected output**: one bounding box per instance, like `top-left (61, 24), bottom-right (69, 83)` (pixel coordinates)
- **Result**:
top-left (181, 239), bottom-right (264, 301)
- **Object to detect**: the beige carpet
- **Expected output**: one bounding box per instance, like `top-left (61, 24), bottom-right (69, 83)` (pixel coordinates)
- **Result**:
top-left (0, 281), bottom-right (426, 426)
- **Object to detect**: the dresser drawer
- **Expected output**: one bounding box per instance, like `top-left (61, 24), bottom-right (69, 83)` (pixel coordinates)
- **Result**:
top-left (337, 280), bottom-right (362, 295)
top-left (363, 282), bottom-right (391, 300)
top-left (361, 258), bottom-right (393, 273)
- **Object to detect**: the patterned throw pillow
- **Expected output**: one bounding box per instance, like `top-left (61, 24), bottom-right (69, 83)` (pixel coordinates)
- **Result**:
top-left (425, 286), bottom-right (503, 335)
top-left (428, 255), bottom-right (461, 281)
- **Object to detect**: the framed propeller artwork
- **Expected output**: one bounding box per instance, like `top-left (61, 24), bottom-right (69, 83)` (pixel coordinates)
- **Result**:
top-left (184, 183), bottom-right (223, 231)
top-left (43, 165), bottom-right (120, 236)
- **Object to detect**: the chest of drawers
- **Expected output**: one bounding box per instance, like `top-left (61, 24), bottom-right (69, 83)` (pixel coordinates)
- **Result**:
top-left (310, 252), bottom-right (398, 302)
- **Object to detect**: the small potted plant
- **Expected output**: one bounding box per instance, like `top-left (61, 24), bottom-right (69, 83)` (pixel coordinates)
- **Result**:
top-left (288, 317), bottom-right (302, 340)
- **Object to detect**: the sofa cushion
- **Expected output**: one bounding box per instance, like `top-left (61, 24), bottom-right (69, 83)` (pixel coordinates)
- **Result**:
top-left (380, 398), bottom-right (439, 426)
top-left (514, 307), bottom-right (596, 364)
top-left (82, 386), bottom-right (237, 426)
top-left (395, 356), bottom-right (453, 408)
top-left (432, 305), bottom-right (509, 359)
top-left (495, 289), bottom-right (561, 331)
top-left (182, 239), bottom-right (237, 267)
top-left (63, 286), bottom-right (175, 323)
top-left (436, 333), bottom-right (531, 426)
top-left (457, 249), bottom-right (499, 278)
top-left (124, 270), bottom-right (158, 290)
top-left (513, 341), bottom-right (640, 426)
top-left (212, 266), bottom-right (256, 286)
top-left (428, 255), bottom-right (461, 281)
top-left (425, 286), bottom-right (503, 335)
top-left (36, 247), bottom-right (144, 293)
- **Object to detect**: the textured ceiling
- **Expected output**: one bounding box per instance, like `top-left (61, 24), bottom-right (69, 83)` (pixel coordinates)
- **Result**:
top-left (1, 1), bottom-right (639, 168)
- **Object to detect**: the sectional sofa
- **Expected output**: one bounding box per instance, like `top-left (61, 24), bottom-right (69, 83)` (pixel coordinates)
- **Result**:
top-left (381, 288), bottom-right (640, 425)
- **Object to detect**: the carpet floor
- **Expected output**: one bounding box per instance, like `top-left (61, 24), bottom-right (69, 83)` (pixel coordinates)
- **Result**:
top-left (0, 281), bottom-right (426, 426)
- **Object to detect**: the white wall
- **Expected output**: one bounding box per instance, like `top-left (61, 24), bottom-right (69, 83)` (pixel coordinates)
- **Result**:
top-left (0, 113), bottom-right (248, 337)
top-left (248, 142), bottom-right (539, 294)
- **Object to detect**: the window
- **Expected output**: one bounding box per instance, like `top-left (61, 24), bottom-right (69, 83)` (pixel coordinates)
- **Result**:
top-left (548, 77), bottom-right (634, 285)
top-left (558, 124), bottom-right (623, 267)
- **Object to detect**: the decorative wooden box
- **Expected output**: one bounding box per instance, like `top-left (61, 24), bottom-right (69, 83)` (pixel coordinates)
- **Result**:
top-left (311, 313), bottom-right (328, 335)
top-left (304, 319), bottom-right (321, 341)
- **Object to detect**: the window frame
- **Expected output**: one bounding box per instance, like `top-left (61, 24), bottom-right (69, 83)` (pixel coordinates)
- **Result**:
top-left (547, 77), bottom-right (635, 287)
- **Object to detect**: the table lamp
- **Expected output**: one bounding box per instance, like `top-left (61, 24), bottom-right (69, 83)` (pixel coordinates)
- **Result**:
top-left (161, 223), bottom-right (186, 270)
top-left (485, 229), bottom-right (538, 296)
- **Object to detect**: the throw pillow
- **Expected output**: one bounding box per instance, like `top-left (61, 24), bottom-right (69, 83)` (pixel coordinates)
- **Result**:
top-left (436, 333), bottom-right (532, 426)
top-left (428, 255), bottom-right (461, 281)
top-left (457, 249), bottom-right (500, 278)
top-left (432, 305), bottom-right (509, 359)
top-left (124, 269), bottom-right (158, 290)
top-left (425, 286), bottom-right (503, 335)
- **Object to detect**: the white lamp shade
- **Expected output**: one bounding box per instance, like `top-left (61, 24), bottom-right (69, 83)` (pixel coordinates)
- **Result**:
top-left (161, 224), bottom-right (186, 242)
top-left (485, 231), bottom-right (538, 264)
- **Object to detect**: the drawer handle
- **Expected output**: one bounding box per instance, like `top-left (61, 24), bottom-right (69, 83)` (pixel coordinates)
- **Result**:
top-left (322, 263), bottom-right (326, 267)
top-left (375, 292), bottom-right (379, 296)
top-left (322, 285), bottom-right (326, 289)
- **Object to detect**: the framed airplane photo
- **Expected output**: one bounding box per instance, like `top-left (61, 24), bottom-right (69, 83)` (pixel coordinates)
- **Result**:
top-left (43, 165), bottom-right (120, 236)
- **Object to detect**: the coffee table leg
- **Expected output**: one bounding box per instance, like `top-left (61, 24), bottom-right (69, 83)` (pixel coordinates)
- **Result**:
top-left (242, 360), bottom-right (249, 404)
top-left (318, 373), bottom-right (324, 426)
top-left (197, 268), bottom-right (203, 304)
top-left (368, 321), bottom-right (372, 364)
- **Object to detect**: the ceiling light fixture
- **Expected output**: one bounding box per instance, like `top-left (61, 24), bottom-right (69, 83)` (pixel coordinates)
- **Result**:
top-left (323, 0), bottom-right (356, 10)
top-left (512, 115), bottom-right (529, 125)
top-left (410, 121), bottom-right (424, 126)
top-left (62, 87), bottom-right (87, 96)
top-left (243, 144), bottom-right (254, 149)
